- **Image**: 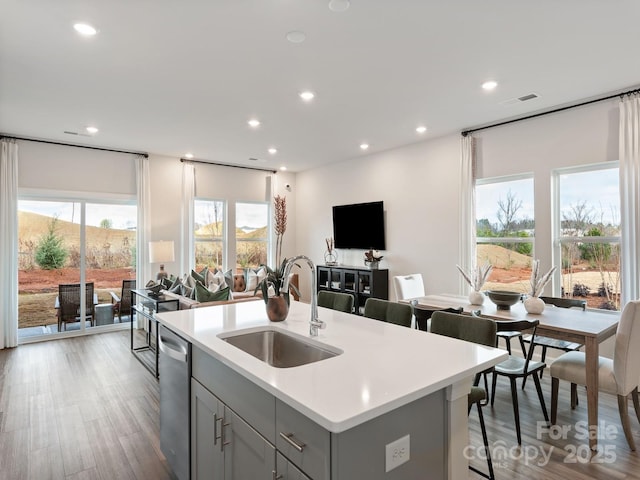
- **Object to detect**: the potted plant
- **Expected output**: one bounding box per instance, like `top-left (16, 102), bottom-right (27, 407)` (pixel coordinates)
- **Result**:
top-left (524, 259), bottom-right (556, 314)
top-left (456, 262), bottom-right (492, 305)
top-left (254, 195), bottom-right (300, 321)
top-left (364, 249), bottom-right (383, 269)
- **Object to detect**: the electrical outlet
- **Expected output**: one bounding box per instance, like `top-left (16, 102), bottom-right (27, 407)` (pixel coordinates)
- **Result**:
top-left (385, 434), bottom-right (410, 472)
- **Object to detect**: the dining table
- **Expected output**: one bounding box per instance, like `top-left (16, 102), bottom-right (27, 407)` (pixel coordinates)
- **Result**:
top-left (403, 293), bottom-right (620, 449)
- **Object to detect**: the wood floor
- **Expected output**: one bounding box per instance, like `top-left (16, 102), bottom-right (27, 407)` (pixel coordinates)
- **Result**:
top-left (1, 332), bottom-right (639, 479)
top-left (0, 331), bottom-right (175, 480)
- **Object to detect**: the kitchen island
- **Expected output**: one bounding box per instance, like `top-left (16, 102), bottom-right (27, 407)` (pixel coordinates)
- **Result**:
top-left (156, 300), bottom-right (506, 480)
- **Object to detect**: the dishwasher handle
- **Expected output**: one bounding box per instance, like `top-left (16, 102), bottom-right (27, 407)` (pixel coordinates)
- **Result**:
top-left (159, 334), bottom-right (188, 363)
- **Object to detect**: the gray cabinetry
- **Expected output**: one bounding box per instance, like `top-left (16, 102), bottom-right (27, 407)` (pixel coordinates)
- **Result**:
top-left (191, 378), bottom-right (276, 479)
top-left (191, 345), bottom-right (446, 479)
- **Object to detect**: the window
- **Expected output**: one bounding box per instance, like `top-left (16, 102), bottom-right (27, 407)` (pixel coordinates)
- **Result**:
top-left (554, 164), bottom-right (620, 310)
top-left (194, 199), bottom-right (226, 270)
top-left (475, 175), bottom-right (535, 293)
top-left (236, 202), bottom-right (269, 271)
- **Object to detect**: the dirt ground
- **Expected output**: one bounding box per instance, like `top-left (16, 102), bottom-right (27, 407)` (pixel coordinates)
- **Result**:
top-left (18, 267), bottom-right (136, 328)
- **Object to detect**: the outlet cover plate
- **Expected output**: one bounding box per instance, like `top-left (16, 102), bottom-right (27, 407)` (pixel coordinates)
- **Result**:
top-left (385, 434), bottom-right (410, 472)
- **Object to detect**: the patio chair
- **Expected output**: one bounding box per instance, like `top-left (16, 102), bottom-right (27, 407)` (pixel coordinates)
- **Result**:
top-left (111, 279), bottom-right (136, 322)
top-left (57, 282), bottom-right (95, 331)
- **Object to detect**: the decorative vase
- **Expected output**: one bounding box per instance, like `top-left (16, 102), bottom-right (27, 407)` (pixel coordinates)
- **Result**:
top-left (364, 260), bottom-right (379, 270)
top-left (468, 290), bottom-right (485, 306)
top-left (524, 296), bottom-right (545, 314)
top-left (266, 295), bottom-right (289, 322)
top-left (324, 250), bottom-right (338, 266)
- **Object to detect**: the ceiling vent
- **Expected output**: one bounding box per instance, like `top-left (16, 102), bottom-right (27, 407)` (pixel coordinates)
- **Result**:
top-left (500, 92), bottom-right (540, 106)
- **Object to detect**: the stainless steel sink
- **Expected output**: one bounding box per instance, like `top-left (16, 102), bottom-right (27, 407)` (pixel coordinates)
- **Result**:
top-left (219, 328), bottom-right (342, 368)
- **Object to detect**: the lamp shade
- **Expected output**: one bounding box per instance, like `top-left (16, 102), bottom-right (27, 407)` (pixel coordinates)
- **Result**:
top-left (149, 240), bottom-right (175, 264)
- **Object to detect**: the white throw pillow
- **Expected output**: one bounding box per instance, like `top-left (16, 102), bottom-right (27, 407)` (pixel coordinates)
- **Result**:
top-left (245, 267), bottom-right (267, 292)
top-left (207, 269), bottom-right (226, 290)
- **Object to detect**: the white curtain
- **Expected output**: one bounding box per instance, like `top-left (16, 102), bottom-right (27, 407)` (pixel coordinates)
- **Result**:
top-left (459, 135), bottom-right (477, 295)
top-left (181, 162), bottom-right (195, 274)
top-left (136, 155), bottom-right (152, 290)
top-left (620, 94), bottom-right (640, 305)
top-left (0, 139), bottom-right (19, 349)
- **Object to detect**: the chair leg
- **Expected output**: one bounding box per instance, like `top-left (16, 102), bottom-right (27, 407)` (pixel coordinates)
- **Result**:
top-left (490, 372), bottom-right (497, 407)
top-left (502, 336), bottom-right (512, 355)
top-left (570, 383), bottom-right (578, 409)
top-left (539, 346), bottom-right (547, 378)
top-left (551, 377), bottom-right (559, 425)
top-left (509, 377), bottom-right (523, 445)
top-left (521, 343), bottom-right (536, 390)
top-left (632, 388), bottom-right (640, 424)
top-left (468, 402), bottom-right (495, 480)
top-left (532, 371), bottom-right (550, 424)
top-left (617, 394), bottom-right (637, 451)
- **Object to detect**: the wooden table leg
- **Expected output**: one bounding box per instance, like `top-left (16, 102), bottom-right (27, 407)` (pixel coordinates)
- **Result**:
top-left (584, 336), bottom-right (599, 450)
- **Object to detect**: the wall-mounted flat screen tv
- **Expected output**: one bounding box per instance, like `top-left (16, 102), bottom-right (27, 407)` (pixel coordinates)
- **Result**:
top-left (332, 201), bottom-right (386, 250)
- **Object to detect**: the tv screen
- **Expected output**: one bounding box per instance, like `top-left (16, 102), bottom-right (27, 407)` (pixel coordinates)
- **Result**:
top-left (332, 201), bottom-right (386, 250)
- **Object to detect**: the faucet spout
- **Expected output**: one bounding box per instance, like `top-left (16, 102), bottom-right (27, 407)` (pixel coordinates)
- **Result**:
top-left (282, 255), bottom-right (324, 336)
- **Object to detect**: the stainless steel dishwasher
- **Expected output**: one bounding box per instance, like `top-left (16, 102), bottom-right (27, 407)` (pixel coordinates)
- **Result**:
top-left (159, 324), bottom-right (191, 480)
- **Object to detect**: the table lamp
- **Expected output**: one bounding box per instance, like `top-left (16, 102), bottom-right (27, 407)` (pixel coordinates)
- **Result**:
top-left (149, 240), bottom-right (175, 281)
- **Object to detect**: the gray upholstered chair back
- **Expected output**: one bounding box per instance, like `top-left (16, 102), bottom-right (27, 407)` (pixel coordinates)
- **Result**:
top-left (431, 311), bottom-right (497, 347)
top-left (317, 290), bottom-right (354, 314)
top-left (363, 298), bottom-right (413, 328)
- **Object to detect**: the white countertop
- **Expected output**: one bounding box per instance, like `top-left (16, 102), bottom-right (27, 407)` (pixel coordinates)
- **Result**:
top-left (155, 300), bottom-right (507, 433)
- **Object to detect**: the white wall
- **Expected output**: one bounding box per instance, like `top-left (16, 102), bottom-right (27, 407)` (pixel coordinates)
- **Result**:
top-left (295, 134), bottom-right (462, 301)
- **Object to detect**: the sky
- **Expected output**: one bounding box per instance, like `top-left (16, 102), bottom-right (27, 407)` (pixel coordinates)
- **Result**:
top-left (476, 168), bottom-right (620, 226)
top-left (21, 200), bottom-right (271, 230)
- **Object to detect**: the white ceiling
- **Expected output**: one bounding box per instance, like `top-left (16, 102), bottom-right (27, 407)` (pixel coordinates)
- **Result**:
top-left (2, 1), bottom-right (640, 172)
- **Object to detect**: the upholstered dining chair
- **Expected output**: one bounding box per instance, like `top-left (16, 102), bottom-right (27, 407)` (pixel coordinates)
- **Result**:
top-left (111, 279), bottom-right (136, 322)
top-left (431, 310), bottom-right (497, 480)
top-left (413, 305), bottom-right (464, 332)
top-left (363, 298), bottom-right (413, 328)
top-left (58, 282), bottom-right (95, 331)
top-left (521, 296), bottom-right (586, 388)
top-left (393, 273), bottom-right (425, 301)
top-left (317, 290), bottom-right (354, 314)
top-left (550, 300), bottom-right (640, 450)
top-left (491, 319), bottom-right (549, 445)
top-left (393, 273), bottom-right (426, 329)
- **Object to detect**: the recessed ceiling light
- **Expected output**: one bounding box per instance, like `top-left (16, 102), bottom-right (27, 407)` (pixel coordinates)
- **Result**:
top-left (85, 126), bottom-right (98, 134)
top-left (184, 153), bottom-right (194, 159)
top-left (268, 147), bottom-right (277, 155)
top-left (482, 80), bottom-right (498, 91)
top-left (286, 31), bottom-right (306, 44)
top-left (279, 166), bottom-right (287, 171)
top-left (416, 126), bottom-right (427, 134)
top-left (360, 143), bottom-right (369, 150)
top-left (329, 0), bottom-right (350, 12)
top-left (299, 91), bottom-right (315, 102)
top-left (248, 119), bottom-right (260, 128)
top-left (74, 23), bottom-right (97, 36)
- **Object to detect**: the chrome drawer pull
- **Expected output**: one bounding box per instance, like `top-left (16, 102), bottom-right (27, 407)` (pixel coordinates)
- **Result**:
top-left (279, 432), bottom-right (306, 452)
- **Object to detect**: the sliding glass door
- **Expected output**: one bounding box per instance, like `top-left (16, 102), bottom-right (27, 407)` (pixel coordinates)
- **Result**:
top-left (18, 197), bottom-right (136, 340)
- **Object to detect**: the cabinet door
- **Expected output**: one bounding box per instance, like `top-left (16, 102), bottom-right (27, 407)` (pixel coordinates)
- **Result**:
top-left (276, 452), bottom-right (312, 480)
top-left (191, 379), bottom-right (224, 479)
top-left (223, 407), bottom-right (275, 480)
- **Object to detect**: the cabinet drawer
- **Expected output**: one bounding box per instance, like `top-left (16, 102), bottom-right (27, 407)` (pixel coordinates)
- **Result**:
top-left (192, 346), bottom-right (275, 442)
top-left (276, 399), bottom-right (330, 480)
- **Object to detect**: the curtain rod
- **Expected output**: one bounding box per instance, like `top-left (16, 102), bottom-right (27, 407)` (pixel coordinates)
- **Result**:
top-left (0, 133), bottom-right (149, 157)
top-left (461, 86), bottom-right (640, 137)
top-left (180, 157), bottom-right (277, 173)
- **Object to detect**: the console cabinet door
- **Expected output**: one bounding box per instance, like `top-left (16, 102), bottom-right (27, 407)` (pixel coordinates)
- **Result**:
top-left (191, 379), bottom-right (224, 479)
top-left (223, 407), bottom-right (275, 480)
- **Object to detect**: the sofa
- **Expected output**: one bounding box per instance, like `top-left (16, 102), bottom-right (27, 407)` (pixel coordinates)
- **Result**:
top-left (159, 271), bottom-right (299, 310)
